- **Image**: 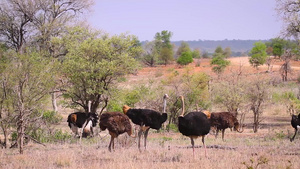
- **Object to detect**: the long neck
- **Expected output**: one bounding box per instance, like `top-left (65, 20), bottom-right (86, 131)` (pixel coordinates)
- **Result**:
top-left (180, 97), bottom-right (185, 117)
top-left (163, 96), bottom-right (167, 113)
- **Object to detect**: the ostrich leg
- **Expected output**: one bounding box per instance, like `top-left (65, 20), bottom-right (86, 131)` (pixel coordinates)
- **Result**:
top-left (144, 128), bottom-right (150, 149)
top-left (108, 136), bottom-right (114, 152)
top-left (222, 129), bottom-right (225, 141)
top-left (215, 129), bottom-right (219, 139)
top-left (190, 137), bottom-right (195, 157)
top-left (290, 128), bottom-right (298, 142)
top-left (202, 136), bottom-right (207, 157)
top-left (137, 128), bottom-right (143, 151)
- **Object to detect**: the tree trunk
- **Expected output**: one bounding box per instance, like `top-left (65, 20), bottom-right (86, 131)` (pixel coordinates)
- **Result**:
top-left (3, 128), bottom-right (8, 149)
top-left (51, 92), bottom-right (58, 112)
top-left (17, 113), bottom-right (25, 154)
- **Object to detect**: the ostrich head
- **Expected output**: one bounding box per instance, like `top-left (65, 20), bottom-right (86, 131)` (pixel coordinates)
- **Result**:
top-left (123, 105), bottom-right (131, 114)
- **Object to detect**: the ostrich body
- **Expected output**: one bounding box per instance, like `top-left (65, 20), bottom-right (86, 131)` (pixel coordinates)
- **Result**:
top-left (178, 96), bottom-right (210, 157)
top-left (210, 112), bottom-right (243, 141)
top-left (100, 111), bottom-right (134, 151)
top-left (123, 94), bottom-right (168, 150)
top-left (290, 113), bottom-right (300, 142)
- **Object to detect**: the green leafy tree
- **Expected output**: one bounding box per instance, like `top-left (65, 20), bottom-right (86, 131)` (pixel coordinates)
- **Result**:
top-left (176, 41), bottom-right (191, 58)
top-left (154, 30), bottom-right (174, 65)
top-left (223, 47), bottom-right (232, 58)
top-left (177, 51), bottom-right (193, 66)
top-left (192, 48), bottom-right (201, 59)
top-left (0, 51), bottom-right (57, 153)
top-left (213, 46), bottom-right (224, 57)
top-left (62, 27), bottom-right (141, 113)
top-left (249, 42), bottom-right (267, 68)
top-left (211, 54), bottom-right (230, 76)
top-left (273, 43), bottom-right (284, 57)
top-left (160, 47), bottom-right (174, 65)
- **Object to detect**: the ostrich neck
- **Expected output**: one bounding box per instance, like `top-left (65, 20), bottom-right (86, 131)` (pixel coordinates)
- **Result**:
top-left (163, 97), bottom-right (167, 113)
top-left (180, 97), bottom-right (185, 116)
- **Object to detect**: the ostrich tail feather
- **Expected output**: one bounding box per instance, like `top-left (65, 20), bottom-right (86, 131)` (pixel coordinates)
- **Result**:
top-left (123, 105), bottom-right (131, 114)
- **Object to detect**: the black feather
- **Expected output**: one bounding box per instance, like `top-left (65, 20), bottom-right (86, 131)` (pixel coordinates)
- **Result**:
top-left (178, 112), bottom-right (210, 137)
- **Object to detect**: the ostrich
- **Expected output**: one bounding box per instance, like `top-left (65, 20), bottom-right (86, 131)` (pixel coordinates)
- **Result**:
top-left (123, 94), bottom-right (169, 151)
top-left (290, 113), bottom-right (300, 142)
top-left (210, 112), bottom-right (244, 141)
top-left (178, 96), bottom-right (210, 157)
top-left (99, 111), bottom-right (135, 151)
top-left (67, 112), bottom-right (98, 139)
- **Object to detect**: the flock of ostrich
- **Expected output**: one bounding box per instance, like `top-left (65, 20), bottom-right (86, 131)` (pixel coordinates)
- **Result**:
top-left (67, 94), bottom-right (300, 156)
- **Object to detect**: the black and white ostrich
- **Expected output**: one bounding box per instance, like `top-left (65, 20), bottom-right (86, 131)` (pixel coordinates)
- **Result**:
top-left (123, 94), bottom-right (169, 151)
top-left (178, 96), bottom-right (210, 157)
top-left (290, 113), bottom-right (300, 142)
top-left (99, 111), bottom-right (135, 151)
top-left (67, 112), bottom-right (98, 140)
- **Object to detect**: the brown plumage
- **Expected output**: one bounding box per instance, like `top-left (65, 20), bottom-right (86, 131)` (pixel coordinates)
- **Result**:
top-left (100, 112), bottom-right (134, 152)
top-left (210, 112), bottom-right (243, 141)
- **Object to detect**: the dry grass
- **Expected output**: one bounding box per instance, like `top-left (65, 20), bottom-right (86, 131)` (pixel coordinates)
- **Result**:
top-left (0, 126), bottom-right (299, 169)
top-left (1, 57), bottom-right (300, 168)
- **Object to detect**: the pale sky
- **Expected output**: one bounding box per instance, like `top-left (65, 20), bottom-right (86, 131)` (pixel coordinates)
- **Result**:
top-left (87, 0), bottom-right (283, 41)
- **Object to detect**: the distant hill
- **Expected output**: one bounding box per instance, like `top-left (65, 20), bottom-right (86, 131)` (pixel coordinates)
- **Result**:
top-left (142, 39), bottom-right (269, 56)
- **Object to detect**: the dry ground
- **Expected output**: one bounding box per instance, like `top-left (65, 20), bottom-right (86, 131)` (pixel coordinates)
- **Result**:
top-left (0, 57), bottom-right (300, 169)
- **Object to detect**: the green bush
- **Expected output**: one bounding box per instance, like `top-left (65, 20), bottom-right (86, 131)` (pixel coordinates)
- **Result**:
top-left (177, 51), bottom-right (193, 66)
top-left (42, 110), bottom-right (63, 124)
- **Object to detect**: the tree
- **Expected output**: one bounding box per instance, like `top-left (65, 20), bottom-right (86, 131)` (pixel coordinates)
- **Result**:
top-left (273, 43), bottom-right (284, 57)
top-left (160, 47), bottom-right (174, 65)
top-left (276, 0), bottom-right (300, 40)
top-left (212, 70), bottom-right (247, 117)
top-left (142, 41), bottom-right (158, 67)
top-left (192, 48), bottom-right (201, 67)
top-left (223, 47), bottom-right (232, 58)
top-left (192, 48), bottom-right (201, 59)
top-left (62, 27), bottom-right (142, 114)
top-left (177, 51), bottom-right (193, 66)
top-left (210, 53), bottom-right (230, 77)
top-left (202, 51), bottom-right (210, 58)
top-left (213, 46), bottom-right (224, 57)
top-left (249, 42), bottom-right (267, 69)
top-left (280, 50), bottom-right (293, 81)
top-left (0, 50), bottom-right (57, 153)
top-left (176, 41), bottom-right (191, 58)
top-left (154, 30), bottom-right (174, 65)
top-left (0, 0), bottom-right (94, 53)
top-left (246, 78), bottom-right (269, 133)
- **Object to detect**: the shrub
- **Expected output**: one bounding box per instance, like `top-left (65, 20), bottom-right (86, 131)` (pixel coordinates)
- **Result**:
top-left (177, 51), bottom-right (193, 66)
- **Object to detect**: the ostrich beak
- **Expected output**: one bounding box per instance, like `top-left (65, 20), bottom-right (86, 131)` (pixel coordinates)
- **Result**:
top-left (236, 124), bottom-right (244, 133)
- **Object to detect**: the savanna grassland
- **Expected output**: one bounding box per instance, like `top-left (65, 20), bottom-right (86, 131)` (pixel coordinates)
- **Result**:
top-left (0, 57), bottom-right (300, 169)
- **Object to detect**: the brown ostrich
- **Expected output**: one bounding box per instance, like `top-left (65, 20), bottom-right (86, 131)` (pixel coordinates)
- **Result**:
top-left (99, 111), bottom-right (135, 152)
top-left (210, 112), bottom-right (244, 141)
